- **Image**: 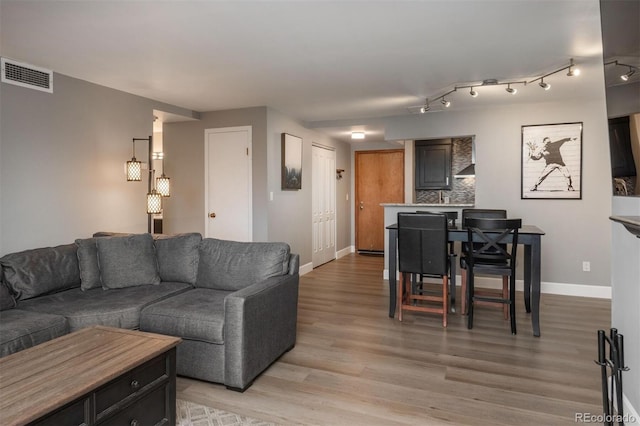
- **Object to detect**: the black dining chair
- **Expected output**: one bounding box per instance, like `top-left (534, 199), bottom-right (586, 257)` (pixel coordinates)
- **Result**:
top-left (416, 210), bottom-right (458, 311)
top-left (465, 217), bottom-right (522, 334)
top-left (460, 209), bottom-right (507, 316)
top-left (397, 212), bottom-right (449, 326)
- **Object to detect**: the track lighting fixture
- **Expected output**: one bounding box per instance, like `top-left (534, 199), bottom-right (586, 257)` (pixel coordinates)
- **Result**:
top-left (539, 78), bottom-right (551, 90)
top-left (621, 67), bottom-right (635, 81)
top-left (566, 58), bottom-right (580, 77)
top-left (604, 60), bottom-right (639, 83)
top-left (410, 58), bottom-right (580, 114)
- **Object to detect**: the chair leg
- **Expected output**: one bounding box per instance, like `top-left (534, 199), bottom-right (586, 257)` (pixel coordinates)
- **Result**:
top-left (398, 273), bottom-right (404, 322)
top-left (442, 275), bottom-right (448, 327)
top-left (509, 274), bottom-right (517, 334)
top-left (461, 268), bottom-right (467, 315)
top-left (467, 272), bottom-right (474, 330)
top-left (502, 275), bottom-right (509, 320)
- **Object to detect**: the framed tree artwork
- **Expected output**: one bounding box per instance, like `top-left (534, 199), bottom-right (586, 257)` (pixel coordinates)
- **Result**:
top-left (281, 133), bottom-right (302, 190)
top-left (521, 122), bottom-right (583, 199)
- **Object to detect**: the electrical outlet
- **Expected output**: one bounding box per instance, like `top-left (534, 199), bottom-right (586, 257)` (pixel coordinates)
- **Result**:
top-left (582, 261), bottom-right (591, 272)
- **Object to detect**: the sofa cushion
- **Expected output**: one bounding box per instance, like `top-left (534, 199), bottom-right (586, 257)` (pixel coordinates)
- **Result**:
top-left (196, 239), bottom-right (290, 291)
top-left (140, 288), bottom-right (228, 344)
top-left (154, 233), bottom-right (202, 284)
top-left (0, 282), bottom-right (16, 311)
top-left (0, 309), bottom-right (69, 357)
top-left (0, 244), bottom-right (80, 300)
top-left (17, 281), bottom-right (192, 331)
top-left (96, 234), bottom-right (160, 289)
top-left (75, 238), bottom-right (102, 291)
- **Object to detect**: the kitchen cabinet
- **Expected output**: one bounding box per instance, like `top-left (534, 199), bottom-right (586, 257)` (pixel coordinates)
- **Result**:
top-left (415, 139), bottom-right (452, 190)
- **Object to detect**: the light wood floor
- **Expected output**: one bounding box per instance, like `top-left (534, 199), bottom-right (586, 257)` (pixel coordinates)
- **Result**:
top-left (177, 253), bottom-right (611, 425)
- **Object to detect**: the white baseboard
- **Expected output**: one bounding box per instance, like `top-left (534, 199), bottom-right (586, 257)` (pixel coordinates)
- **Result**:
top-left (336, 245), bottom-right (355, 259)
top-left (382, 270), bottom-right (611, 299)
top-left (299, 262), bottom-right (313, 276)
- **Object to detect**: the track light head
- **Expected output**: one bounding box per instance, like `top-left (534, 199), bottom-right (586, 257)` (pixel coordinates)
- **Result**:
top-left (621, 67), bottom-right (635, 81)
top-left (441, 98), bottom-right (451, 107)
top-left (505, 84), bottom-right (517, 95)
top-left (567, 58), bottom-right (580, 77)
top-left (539, 79), bottom-right (551, 90)
top-left (469, 88), bottom-right (478, 97)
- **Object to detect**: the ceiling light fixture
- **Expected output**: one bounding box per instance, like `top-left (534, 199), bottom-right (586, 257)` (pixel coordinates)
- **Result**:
top-left (566, 58), bottom-right (580, 76)
top-left (539, 78), bottom-right (551, 90)
top-left (351, 131), bottom-right (365, 139)
top-left (469, 88), bottom-right (478, 97)
top-left (420, 99), bottom-right (430, 113)
top-left (621, 67), bottom-right (636, 81)
top-left (441, 98), bottom-right (451, 108)
top-left (604, 60), bottom-right (639, 83)
top-left (505, 84), bottom-right (517, 94)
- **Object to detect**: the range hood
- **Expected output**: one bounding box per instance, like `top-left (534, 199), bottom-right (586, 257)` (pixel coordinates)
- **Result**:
top-left (454, 163), bottom-right (475, 178)
top-left (454, 138), bottom-right (476, 178)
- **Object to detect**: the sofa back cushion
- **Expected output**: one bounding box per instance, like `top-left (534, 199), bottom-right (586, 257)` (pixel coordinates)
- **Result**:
top-left (196, 238), bottom-right (290, 291)
top-left (0, 244), bottom-right (80, 300)
top-left (0, 281), bottom-right (16, 311)
top-left (96, 234), bottom-right (160, 289)
top-left (154, 233), bottom-right (202, 284)
top-left (75, 238), bottom-right (102, 291)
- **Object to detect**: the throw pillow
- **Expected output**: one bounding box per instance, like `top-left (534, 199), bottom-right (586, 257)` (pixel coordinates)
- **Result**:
top-left (196, 238), bottom-right (290, 291)
top-left (154, 233), bottom-right (202, 284)
top-left (75, 238), bottom-right (102, 290)
top-left (0, 244), bottom-right (81, 300)
top-left (96, 233), bottom-right (160, 289)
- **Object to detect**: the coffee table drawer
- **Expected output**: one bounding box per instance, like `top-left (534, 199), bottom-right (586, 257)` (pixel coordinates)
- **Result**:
top-left (95, 354), bottom-right (168, 417)
top-left (100, 384), bottom-right (169, 426)
top-left (33, 397), bottom-right (89, 426)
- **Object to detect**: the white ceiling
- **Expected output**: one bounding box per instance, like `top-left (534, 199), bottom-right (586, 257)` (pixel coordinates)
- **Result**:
top-left (0, 1), bottom-right (629, 143)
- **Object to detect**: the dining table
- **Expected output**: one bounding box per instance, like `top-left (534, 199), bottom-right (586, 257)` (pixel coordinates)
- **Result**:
top-left (386, 223), bottom-right (546, 336)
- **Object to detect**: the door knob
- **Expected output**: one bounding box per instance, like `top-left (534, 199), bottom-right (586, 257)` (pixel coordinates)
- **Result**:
top-left (359, 202), bottom-right (364, 210)
top-left (209, 212), bottom-right (216, 218)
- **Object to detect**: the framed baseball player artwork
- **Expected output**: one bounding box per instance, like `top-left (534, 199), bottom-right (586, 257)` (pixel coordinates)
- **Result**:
top-left (521, 122), bottom-right (583, 199)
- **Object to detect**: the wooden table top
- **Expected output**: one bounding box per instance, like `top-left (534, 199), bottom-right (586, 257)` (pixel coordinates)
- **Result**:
top-left (0, 325), bottom-right (181, 425)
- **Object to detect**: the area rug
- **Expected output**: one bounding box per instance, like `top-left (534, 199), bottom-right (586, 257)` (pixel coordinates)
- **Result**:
top-left (177, 399), bottom-right (277, 426)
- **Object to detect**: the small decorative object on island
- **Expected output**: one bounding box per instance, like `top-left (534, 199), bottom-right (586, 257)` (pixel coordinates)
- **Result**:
top-left (521, 122), bottom-right (583, 200)
top-left (281, 133), bottom-right (302, 190)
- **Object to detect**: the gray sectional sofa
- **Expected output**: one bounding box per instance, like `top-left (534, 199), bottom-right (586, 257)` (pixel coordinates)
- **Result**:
top-left (0, 232), bottom-right (299, 391)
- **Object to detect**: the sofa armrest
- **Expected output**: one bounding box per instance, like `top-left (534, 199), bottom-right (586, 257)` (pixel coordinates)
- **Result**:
top-left (223, 259), bottom-right (299, 390)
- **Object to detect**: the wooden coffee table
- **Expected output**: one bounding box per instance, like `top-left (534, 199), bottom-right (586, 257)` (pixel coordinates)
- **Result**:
top-left (0, 325), bottom-right (181, 425)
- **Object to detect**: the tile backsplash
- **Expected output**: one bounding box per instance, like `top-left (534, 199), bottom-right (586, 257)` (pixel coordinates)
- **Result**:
top-left (415, 137), bottom-right (475, 204)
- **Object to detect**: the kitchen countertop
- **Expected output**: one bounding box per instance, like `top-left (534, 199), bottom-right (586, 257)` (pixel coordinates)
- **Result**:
top-left (610, 215), bottom-right (640, 238)
top-left (381, 203), bottom-right (475, 207)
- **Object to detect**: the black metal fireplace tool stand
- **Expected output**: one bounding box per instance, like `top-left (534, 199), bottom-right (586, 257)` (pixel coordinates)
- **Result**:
top-left (596, 328), bottom-right (629, 426)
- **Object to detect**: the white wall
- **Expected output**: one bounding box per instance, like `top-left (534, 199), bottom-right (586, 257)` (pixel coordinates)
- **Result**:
top-left (266, 108), bottom-right (351, 265)
top-left (382, 98), bottom-right (612, 290)
top-left (0, 73), bottom-right (195, 254)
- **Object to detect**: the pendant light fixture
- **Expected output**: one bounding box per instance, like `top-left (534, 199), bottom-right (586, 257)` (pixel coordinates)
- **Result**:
top-left (146, 169), bottom-right (163, 214)
top-left (153, 152), bottom-right (171, 197)
top-left (126, 139), bottom-right (142, 181)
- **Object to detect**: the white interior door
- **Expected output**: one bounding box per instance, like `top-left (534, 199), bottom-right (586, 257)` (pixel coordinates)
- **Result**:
top-left (312, 145), bottom-right (336, 267)
top-left (205, 126), bottom-right (252, 241)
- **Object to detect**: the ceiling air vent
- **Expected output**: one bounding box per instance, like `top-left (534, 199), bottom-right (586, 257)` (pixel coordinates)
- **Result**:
top-left (1, 58), bottom-right (53, 93)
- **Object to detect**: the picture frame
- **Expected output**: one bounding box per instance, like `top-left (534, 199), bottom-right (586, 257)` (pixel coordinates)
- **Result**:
top-left (281, 133), bottom-right (302, 190)
top-left (521, 122), bottom-right (583, 200)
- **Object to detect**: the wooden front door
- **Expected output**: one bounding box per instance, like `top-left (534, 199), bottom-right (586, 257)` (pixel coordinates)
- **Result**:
top-left (355, 149), bottom-right (404, 252)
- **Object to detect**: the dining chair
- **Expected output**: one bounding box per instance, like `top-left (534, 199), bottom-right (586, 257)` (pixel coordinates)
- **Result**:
top-left (465, 217), bottom-right (522, 334)
top-left (397, 212), bottom-right (449, 326)
top-left (460, 209), bottom-right (507, 316)
top-left (416, 210), bottom-right (458, 311)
